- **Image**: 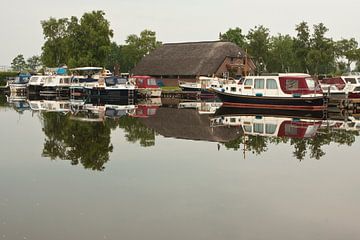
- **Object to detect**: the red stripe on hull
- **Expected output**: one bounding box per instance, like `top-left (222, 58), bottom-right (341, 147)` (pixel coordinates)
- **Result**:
top-left (222, 102), bottom-right (326, 111)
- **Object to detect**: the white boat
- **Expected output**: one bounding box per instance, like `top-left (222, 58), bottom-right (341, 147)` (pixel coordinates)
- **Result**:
top-left (130, 76), bottom-right (162, 98)
top-left (8, 74), bottom-right (31, 93)
top-left (319, 73), bottom-right (360, 98)
top-left (179, 76), bottom-right (237, 94)
top-left (41, 76), bottom-right (72, 95)
top-left (28, 75), bottom-right (48, 93)
top-left (211, 73), bottom-right (325, 111)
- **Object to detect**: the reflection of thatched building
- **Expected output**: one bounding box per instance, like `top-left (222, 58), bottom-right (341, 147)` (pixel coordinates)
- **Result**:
top-left (132, 41), bottom-right (256, 86)
top-left (140, 107), bottom-right (243, 143)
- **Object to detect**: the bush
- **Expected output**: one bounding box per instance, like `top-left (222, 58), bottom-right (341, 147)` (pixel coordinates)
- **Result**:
top-left (0, 72), bottom-right (18, 86)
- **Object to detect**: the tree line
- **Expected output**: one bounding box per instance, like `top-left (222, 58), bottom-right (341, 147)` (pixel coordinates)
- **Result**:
top-left (9, 10), bottom-right (360, 75)
top-left (220, 23), bottom-right (360, 75)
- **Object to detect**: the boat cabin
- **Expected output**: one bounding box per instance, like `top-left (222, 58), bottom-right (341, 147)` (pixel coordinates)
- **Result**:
top-left (219, 73), bottom-right (322, 97)
top-left (131, 76), bottom-right (158, 89)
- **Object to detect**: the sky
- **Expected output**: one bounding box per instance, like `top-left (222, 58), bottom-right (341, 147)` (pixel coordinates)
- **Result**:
top-left (1, 0), bottom-right (359, 66)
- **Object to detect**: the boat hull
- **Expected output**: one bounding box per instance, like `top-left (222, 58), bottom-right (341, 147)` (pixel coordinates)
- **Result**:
top-left (86, 88), bottom-right (136, 99)
top-left (213, 90), bottom-right (326, 111)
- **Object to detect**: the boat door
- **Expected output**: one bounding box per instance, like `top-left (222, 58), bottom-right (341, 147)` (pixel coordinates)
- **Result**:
top-left (253, 78), bottom-right (266, 97)
top-left (265, 78), bottom-right (279, 97)
top-left (242, 78), bottom-right (253, 96)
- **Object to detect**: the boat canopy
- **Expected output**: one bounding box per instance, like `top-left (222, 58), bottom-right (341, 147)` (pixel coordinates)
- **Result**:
top-left (70, 67), bottom-right (103, 71)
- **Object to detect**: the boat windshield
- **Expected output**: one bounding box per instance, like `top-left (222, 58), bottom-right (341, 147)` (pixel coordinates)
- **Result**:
top-left (344, 78), bottom-right (357, 84)
top-left (147, 78), bottom-right (157, 86)
top-left (305, 78), bottom-right (317, 90)
top-left (105, 77), bottom-right (128, 86)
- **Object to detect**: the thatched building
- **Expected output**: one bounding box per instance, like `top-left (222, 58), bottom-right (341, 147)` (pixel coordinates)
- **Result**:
top-left (132, 41), bottom-right (256, 86)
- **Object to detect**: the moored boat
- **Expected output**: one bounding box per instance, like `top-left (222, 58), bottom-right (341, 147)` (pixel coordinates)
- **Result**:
top-left (319, 73), bottom-right (360, 98)
top-left (130, 76), bottom-right (162, 98)
top-left (211, 73), bottom-right (326, 111)
top-left (8, 74), bottom-right (31, 94)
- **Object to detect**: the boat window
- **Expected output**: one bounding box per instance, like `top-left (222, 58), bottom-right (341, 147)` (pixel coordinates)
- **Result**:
top-left (148, 78), bottom-right (157, 86)
top-left (253, 123), bottom-right (264, 133)
top-left (286, 79), bottom-right (299, 90)
top-left (244, 79), bottom-right (253, 86)
top-left (137, 78), bottom-right (144, 84)
top-left (243, 125), bottom-right (252, 133)
top-left (285, 124), bottom-right (298, 136)
top-left (358, 78), bottom-right (360, 83)
top-left (64, 78), bottom-right (70, 84)
top-left (265, 124), bottom-right (277, 134)
top-left (266, 79), bottom-right (278, 89)
top-left (254, 79), bottom-right (265, 89)
top-left (105, 77), bottom-right (118, 86)
top-left (230, 118), bottom-right (236, 123)
top-left (147, 108), bottom-right (156, 115)
top-left (344, 78), bottom-right (356, 84)
top-left (305, 78), bottom-right (316, 90)
top-left (230, 87), bottom-right (236, 92)
top-left (60, 78), bottom-right (63, 84)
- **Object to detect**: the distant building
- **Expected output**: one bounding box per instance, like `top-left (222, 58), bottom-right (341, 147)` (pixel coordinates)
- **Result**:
top-left (132, 41), bottom-right (256, 86)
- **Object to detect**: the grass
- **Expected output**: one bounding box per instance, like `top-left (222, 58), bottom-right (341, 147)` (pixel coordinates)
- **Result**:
top-left (161, 86), bottom-right (181, 91)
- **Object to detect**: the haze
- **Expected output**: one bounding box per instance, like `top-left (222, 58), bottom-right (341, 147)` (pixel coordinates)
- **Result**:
top-left (1, 0), bottom-right (359, 66)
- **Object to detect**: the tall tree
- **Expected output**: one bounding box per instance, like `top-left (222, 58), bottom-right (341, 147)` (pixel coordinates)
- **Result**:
top-left (219, 27), bottom-right (247, 48)
top-left (40, 10), bottom-right (113, 67)
top-left (268, 34), bottom-right (297, 73)
top-left (335, 38), bottom-right (359, 71)
top-left (11, 54), bottom-right (27, 72)
top-left (246, 25), bottom-right (270, 73)
top-left (293, 21), bottom-right (311, 73)
top-left (26, 55), bottom-right (42, 72)
top-left (122, 29), bottom-right (161, 72)
top-left (307, 23), bottom-right (336, 74)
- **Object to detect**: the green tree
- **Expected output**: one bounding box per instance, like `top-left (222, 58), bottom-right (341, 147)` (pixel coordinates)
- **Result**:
top-left (41, 10), bottom-right (113, 67)
top-left (335, 38), bottom-right (358, 71)
top-left (41, 17), bottom-right (70, 67)
top-left (293, 21), bottom-right (311, 73)
top-left (246, 25), bottom-right (270, 73)
top-left (307, 23), bottom-right (336, 74)
top-left (11, 54), bottom-right (27, 72)
top-left (122, 29), bottom-right (161, 72)
top-left (26, 55), bottom-right (42, 72)
top-left (219, 27), bottom-right (247, 48)
top-left (268, 34), bottom-right (297, 72)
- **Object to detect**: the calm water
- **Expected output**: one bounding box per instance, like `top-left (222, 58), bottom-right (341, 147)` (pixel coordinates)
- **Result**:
top-left (1, 94), bottom-right (360, 240)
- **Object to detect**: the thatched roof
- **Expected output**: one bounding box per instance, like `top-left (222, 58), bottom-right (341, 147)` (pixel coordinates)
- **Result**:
top-left (132, 41), bottom-right (249, 76)
top-left (140, 107), bottom-right (243, 143)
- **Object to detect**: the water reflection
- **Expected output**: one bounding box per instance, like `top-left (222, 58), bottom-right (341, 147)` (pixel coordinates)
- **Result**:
top-left (2, 92), bottom-right (360, 170)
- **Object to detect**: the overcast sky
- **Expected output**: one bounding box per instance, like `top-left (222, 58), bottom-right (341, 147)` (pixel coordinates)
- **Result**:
top-left (1, 0), bottom-right (359, 66)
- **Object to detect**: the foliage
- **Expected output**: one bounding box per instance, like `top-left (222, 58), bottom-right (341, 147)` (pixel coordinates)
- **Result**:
top-left (41, 10), bottom-right (113, 68)
top-left (219, 27), bottom-right (246, 48)
top-left (267, 34), bottom-right (297, 73)
top-left (118, 116), bottom-right (156, 147)
top-left (0, 71), bottom-right (18, 86)
top-left (26, 55), bottom-right (42, 72)
top-left (11, 54), bottom-right (27, 72)
top-left (246, 25), bottom-right (271, 73)
top-left (122, 30), bottom-right (162, 72)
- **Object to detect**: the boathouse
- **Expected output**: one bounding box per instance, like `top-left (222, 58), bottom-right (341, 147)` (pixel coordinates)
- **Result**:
top-left (132, 41), bottom-right (256, 86)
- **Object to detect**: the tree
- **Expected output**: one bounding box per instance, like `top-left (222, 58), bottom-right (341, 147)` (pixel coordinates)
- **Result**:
top-left (246, 25), bottom-right (270, 73)
top-left (41, 17), bottom-right (70, 67)
top-left (268, 34), bottom-right (297, 72)
top-left (293, 21), bottom-right (311, 73)
top-left (219, 27), bottom-right (246, 48)
top-left (26, 55), bottom-right (42, 72)
top-left (40, 10), bottom-right (113, 67)
top-left (307, 23), bottom-right (336, 74)
top-left (11, 54), bottom-right (27, 72)
top-left (121, 29), bottom-right (162, 72)
top-left (335, 38), bottom-right (359, 71)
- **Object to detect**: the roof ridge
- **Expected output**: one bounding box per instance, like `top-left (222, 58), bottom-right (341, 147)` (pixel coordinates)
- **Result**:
top-left (163, 40), bottom-right (228, 45)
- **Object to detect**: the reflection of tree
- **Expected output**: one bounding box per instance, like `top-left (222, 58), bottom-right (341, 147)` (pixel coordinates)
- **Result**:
top-left (42, 112), bottom-right (113, 171)
top-left (223, 129), bottom-right (359, 161)
top-left (118, 116), bottom-right (155, 147)
top-left (0, 94), bottom-right (7, 107)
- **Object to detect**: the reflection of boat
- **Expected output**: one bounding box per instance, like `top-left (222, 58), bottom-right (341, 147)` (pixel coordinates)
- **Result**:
top-left (211, 73), bottom-right (326, 110)
top-left (6, 93), bottom-right (30, 112)
top-left (178, 101), bottom-right (223, 114)
top-left (321, 116), bottom-right (360, 132)
top-left (42, 100), bottom-right (71, 113)
top-left (130, 76), bottom-right (162, 98)
top-left (211, 112), bottom-right (322, 139)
